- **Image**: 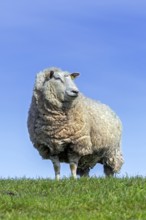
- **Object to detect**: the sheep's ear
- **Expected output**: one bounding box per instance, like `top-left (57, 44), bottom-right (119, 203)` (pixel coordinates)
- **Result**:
top-left (70, 72), bottom-right (80, 80)
top-left (50, 70), bottom-right (54, 79)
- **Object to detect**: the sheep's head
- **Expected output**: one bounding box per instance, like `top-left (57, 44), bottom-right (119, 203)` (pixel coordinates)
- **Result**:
top-left (34, 67), bottom-right (80, 108)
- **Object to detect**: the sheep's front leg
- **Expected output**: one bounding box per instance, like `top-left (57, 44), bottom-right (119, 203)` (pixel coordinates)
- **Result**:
top-left (68, 152), bottom-right (80, 179)
top-left (50, 155), bottom-right (60, 180)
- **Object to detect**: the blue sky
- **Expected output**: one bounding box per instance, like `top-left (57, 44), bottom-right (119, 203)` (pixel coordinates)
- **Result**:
top-left (0, 0), bottom-right (146, 178)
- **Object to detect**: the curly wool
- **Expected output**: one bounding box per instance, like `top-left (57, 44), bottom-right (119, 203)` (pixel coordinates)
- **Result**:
top-left (27, 67), bottom-right (124, 175)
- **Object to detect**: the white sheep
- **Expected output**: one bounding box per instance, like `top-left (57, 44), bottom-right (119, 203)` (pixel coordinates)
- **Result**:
top-left (27, 67), bottom-right (124, 179)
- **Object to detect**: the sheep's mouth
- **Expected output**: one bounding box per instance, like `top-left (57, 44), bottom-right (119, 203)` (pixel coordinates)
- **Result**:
top-left (63, 91), bottom-right (79, 103)
top-left (67, 94), bottom-right (78, 97)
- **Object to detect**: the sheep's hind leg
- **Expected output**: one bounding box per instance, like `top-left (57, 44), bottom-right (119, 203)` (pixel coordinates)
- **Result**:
top-left (50, 155), bottom-right (60, 180)
top-left (104, 164), bottom-right (114, 177)
top-left (78, 168), bottom-right (90, 177)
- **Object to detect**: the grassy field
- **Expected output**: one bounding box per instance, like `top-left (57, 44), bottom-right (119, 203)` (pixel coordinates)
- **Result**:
top-left (0, 177), bottom-right (146, 220)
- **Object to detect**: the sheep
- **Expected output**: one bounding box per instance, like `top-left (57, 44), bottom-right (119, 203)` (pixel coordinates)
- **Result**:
top-left (27, 67), bottom-right (124, 179)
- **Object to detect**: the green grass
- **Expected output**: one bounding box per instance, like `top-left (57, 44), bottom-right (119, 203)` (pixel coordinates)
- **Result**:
top-left (0, 177), bottom-right (146, 220)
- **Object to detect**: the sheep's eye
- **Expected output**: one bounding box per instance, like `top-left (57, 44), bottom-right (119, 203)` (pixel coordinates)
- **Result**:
top-left (54, 76), bottom-right (61, 81)
top-left (54, 75), bottom-right (64, 83)
top-left (53, 73), bottom-right (60, 80)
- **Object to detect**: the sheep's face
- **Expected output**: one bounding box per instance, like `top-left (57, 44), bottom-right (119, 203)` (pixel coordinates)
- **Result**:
top-left (43, 70), bottom-right (80, 105)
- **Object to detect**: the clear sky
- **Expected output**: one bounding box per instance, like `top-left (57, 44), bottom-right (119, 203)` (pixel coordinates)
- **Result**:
top-left (0, 0), bottom-right (146, 178)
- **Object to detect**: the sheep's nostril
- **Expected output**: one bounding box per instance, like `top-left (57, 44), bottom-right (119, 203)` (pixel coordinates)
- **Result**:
top-left (72, 90), bottom-right (79, 95)
top-left (66, 89), bottom-right (79, 97)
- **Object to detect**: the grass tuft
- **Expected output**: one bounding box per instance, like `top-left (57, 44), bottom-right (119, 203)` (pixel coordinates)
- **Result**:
top-left (0, 177), bottom-right (146, 219)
